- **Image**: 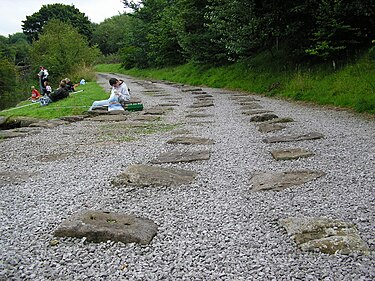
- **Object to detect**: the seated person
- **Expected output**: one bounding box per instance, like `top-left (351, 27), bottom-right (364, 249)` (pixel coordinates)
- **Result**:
top-left (30, 86), bottom-right (41, 101)
top-left (41, 81), bottom-right (52, 96)
top-left (64, 78), bottom-right (80, 92)
top-left (89, 78), bottom-right (130, 111)
top-left (49, 81), bottom-right (70, 102)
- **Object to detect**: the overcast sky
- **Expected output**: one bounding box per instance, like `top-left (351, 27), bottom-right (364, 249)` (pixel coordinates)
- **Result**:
top-left (0, 0), bottom-right (129, 37)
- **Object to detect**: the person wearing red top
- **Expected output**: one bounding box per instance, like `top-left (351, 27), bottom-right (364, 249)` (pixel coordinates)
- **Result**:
top-left (31, 86), bottom-right (41, 101)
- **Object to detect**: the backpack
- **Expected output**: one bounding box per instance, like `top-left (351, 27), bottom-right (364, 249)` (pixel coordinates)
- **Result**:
top-left (40, 96), bottom-right (52, 106)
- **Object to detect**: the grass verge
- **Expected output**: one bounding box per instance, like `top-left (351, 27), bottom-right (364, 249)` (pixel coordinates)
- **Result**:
top-left (95, 51), bottom-right (375, 115)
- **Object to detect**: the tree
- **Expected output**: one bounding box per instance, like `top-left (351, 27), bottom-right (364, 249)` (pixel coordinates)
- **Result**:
top-left (119, 0), bottom-right (374, 67)
top-left (120, 0), bottom-right (223, 67)
top-left (8, 33), bottom-right (31, 65)
top-left (207, 0), bottom-right (308, 61)
top-left (0, 36), bottom-right (16, 62)
top-left (175, 0), bottom-right (226, 64)
top-left (305, 0), bottom-right (375, 60)
top-left (22, 3), bottom-right (94, 42)
top-left (91, 14), bottom-right (131, 56)
top-left (207, 0), bottom-right (258, 61)
top-left (146, 2), bottom-right (184, 66)
top-left (30, 20), bottom-right (100, 80)
top-left (0, 56), bottom-right (18, 109)
top-left (120, 16), bottom-right (151, 69)
top-left (120, 0), bottom-right (183, 68)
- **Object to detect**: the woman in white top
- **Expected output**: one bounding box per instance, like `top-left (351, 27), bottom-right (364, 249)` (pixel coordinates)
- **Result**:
top-left (89, 78), bottom-right (131, 111)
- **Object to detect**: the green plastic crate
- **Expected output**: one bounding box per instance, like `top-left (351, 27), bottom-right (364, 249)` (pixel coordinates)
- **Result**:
top-left (125, 103), bottom-right (144, 111)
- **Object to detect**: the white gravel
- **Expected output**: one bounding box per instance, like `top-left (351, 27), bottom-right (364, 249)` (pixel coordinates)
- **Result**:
top-left (0, 73), bottom-right (374, 280)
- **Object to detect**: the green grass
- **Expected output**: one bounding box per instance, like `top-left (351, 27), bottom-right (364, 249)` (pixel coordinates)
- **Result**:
top-left (95, 64), bottom-right (124, 73)
top-left (3, 53), bottom-right (373, 120)
top-left (283, 58), bottom-right (375, 113)
top-left (97, 61), bottom-right (292, 94)
top-left (0, 82), bottom-right (109, 119)
top-left (95, 51), bottom-right (375, 115)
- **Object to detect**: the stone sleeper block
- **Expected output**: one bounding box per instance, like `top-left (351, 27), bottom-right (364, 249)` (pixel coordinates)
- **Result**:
top-left (263, 132), bottom-right (324, 143)
top-left (112, 164), bottom-right (197, 187)
top-left (250, 170), bottom-right (326, 191)
top-left (54, 210), bottom-right (158, 244)
top-left (271, 148), bottom-right (314, 160)
top-left (279, 217), bottom-right (370, 255)
top-left (151, 150), bottom-right (211, 163)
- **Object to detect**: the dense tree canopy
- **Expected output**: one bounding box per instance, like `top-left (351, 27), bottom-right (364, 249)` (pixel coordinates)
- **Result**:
top-left (0, 36), bottom-right (15, 62)
top-left (0, 33), bottom-right (31, 66)
top-left (91, 14), bottom-right (131, 56)
top-left (0, 57), bottom-right (18, 104)
top-left (22, 4), bottom-right (94, 42)
top-left (119, 0), bottom-right (182, 68)
top-left (176, 0), bottom-right (226, 64)
top-left (7, 33), bottom-right (31, 65)
top-left (116, 0), bottom-right (374, 68)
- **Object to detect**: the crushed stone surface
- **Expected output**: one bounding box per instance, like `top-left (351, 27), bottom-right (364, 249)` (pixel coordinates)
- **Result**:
top-left (0, 73), bottom-right (374, 280)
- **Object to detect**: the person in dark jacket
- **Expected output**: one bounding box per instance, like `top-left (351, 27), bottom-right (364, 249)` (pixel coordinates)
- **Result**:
top-left (63, 78), bottom-right (80, 92)
top-left (49, 81), bottom-right (70, 102)
top-left (41, 81), bottom-right (52, 96)
top-left (37, 66), bottom-right (49, 93)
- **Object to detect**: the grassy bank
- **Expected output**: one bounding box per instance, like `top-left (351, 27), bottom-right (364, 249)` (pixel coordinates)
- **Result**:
top-left (95, 52), bottom-right (375, 115)
top-left (0, 82), bottom-right (108, 119)
top-left (3, 53), bottom-right (373, 119)
top-left (0, 65), bottom-right (98, 111)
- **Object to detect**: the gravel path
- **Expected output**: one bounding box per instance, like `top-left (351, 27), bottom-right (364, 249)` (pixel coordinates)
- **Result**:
top-left (0, 73), bottom-right (374, 280)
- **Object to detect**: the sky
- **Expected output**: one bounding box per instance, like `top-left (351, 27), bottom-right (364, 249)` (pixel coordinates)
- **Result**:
top-left (0, 0), bottom-right (129, 37)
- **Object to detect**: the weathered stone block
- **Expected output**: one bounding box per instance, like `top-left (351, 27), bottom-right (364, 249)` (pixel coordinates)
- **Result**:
top-left (112, 164), bottom-right (197, 187)
top-left (167, 136), bottom-right (215, 145)
top-left (242, 110), bottom-right (272, 116)
top-left (87, 115), bottom-right (128, 122)
top-left (185, 113), bottom-right (214, 118)
top-left (263, 132), bottom-right (324, 143)
top-left (250, 170), bottom-right (325, 191)
top-left (271, 148), bottom-right (314, 160)
top-left (279, 217), bottom-right (370, 255)
top-left (240, 103), bottom-right (263, 110)
top-left (258, 123), bottom-right (286, 133)
top-left (189, 102), bottom-right (214, 108)
top-left (250, 113), bottom-right (279, 122)
top-left (54, 210), bottom-right (158, 244)
top-left (151, 150), bottom-right (210, 164)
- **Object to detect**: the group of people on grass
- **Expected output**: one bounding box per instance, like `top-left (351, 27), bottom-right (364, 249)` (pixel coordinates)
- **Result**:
top-left (31, 66), bottom-right (82, 105)
top-left (31, 66), bottom-right (131, 111)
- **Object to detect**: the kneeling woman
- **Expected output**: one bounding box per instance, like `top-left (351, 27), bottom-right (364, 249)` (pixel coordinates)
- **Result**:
top-left (89, 78), bottom-right (130, 110)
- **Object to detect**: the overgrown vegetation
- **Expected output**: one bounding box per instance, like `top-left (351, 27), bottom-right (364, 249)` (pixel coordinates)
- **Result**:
top-left (119, 0), bottom-right (374, 68)
top-left (95, 47), bottom-right (375, 114)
